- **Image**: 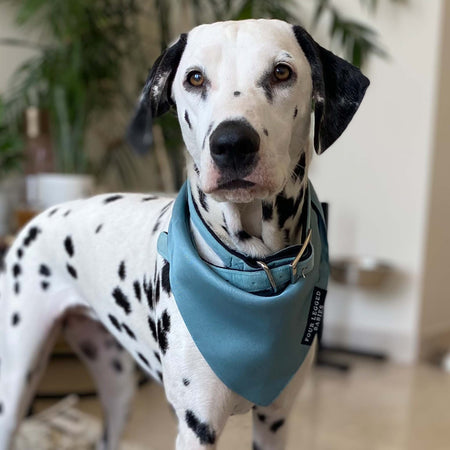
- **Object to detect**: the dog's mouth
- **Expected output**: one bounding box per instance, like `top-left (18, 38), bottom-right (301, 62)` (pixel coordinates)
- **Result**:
top-left (217, 179), bottom-right (255, 190)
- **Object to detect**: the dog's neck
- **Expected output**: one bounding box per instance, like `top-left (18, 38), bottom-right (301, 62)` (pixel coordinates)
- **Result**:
top-left (187, 152), bottom-right (311, 261)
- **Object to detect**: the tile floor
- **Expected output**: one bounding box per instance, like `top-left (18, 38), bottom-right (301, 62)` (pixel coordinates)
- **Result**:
top-left (34, 355), bottom-right (450, 450)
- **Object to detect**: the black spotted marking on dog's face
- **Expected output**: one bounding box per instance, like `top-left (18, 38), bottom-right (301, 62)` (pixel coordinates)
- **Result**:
top-left (104, 195), bottom-right (123, 204)
top-left (17, 248), bottom-right (23, 259)
top-left (233, 91), bottom-right (241, 97)
top-left (148, 316), bottom-right (157, 341)
top-left (263, 128), bottom-right (269, 137)
top-left (157, 310), bottom-right (171, 354)
top-left (112, 287), bottom-right (131, 315)
top-left (257, 413), bottom-right (266, 422)
top-left (185, 410), bottom-right (216, 445)
top-left (122, 322), bottom-right (137, 340)
top-left (262, 202), bottom-right (274, 221)
top-left (237, 230), bottom-right (252, 241)
top-left (12, 312), bottom-right (20, 326)
top-left (197, 186), bottom-right (208, 212)
top-left (193, 164), bottom-right (200, 176)
top-left (142, 196), bottom-right (157, 202)
top-left (184, 110), bottom-right (192, 130)
top-left (41, 281), bottom-right (50, 291)
top-left (111, 359), bottom-right (123, 373)
top-left (118, 261), bottom-right (126, 281)
top-left (64, 236), bottom-right (74, 257)
top-left (143, 276), bottom-right (153, 309)
top-left (154, 351), bottom-right (161, 363)
top-left (161, 261), bottom-right (171, 295)
top-left (155, 277), bottom-right (161, 305)
top-left (133, 280), bottom-right (141, 301)
top-left (270, 418), bottom-right (285, 433)
top-left (293, 105), bottom-right (298, 119)
top-left (12, 263), bottom-right (21, 278)
top-left (63, 209), bottom-right (71, 217)
top-left (108, 314), bottom-right (122, 332)
top-left (138, 352), bottom-right (151, 367)
top-left (23, 226), bottom-right (41, 247)
top-left (48, 208), bottom-right (58, 217)
top-left (39, 264), bottom-right (51, 277)
top-left (183, 378), bottom-right (190, 386)
top-left (95, 224), bottom-right (103, 234)
top-left (66, 264), bottom-right (78, 279)
top-left (14, 282), bottom-right (20, 295)
top-left (157, 370), bottom-right (163, 382)
top-left (80, 341), bottom-right (97, 360)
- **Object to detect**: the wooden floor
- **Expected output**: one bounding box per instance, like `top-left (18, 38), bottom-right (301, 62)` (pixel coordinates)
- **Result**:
top-left (33, 355), bottom-right (450, 450)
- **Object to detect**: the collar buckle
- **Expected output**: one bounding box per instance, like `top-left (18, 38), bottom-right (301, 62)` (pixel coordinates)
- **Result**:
top-left (290, 229), bottom-right (312, 283)
top-left (256, 261), bottom-right (278, 293)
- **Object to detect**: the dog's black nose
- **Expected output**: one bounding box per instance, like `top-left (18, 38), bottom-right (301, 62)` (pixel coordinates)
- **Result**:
top-left (209, 120), bottom-right (260, 175)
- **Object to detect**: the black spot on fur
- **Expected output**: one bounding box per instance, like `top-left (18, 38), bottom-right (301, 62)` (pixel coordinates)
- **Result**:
top-left (193, 164), bottom-right (200, 175)
top-left (108, 314), bottom-right (122, 332)
top-left (157, 371), bottom-right (163, 382)
top-left (155, 277), bottom-right (161, 305)
top-left (138, 352), bottom-right (150, 367)
top-left (142, 196), bottom-right (157, 202)
top-left (0, 402), bottom-right (3, 414)
top-left (23, 226), bottom-right (41, 247)
top-left (154, 351), bottom-right (161, 363)
top-left (133, 280), bottom-right (141, 301)
top-left (161, 261), bottom-right (171, 295)
top-left (270, 419), bottom-right (285, 433)
top-left (253, 442), bottom-right (262, 450)
top-left (184, 110), bottom-right (192, 129)
top-left (237, 230), bottom-right (251, 241)
top-left (66, 264), bottom-right (78, 279)
top-left (41, 281), bottom-right (50, 291)
top-left (39, 264), bottom-right (51, 277)
top-left (183, 378), bottom-right (190, 386)
top-left (12, 264), bottom-right (21, 278)
top-left (157, 310), bottom-right (171, 354)
top-left (122, 323), bottom-right (137, 340)
top-left (17, 248), bottom-right (23, 259)
top-left (14, 282), bottom-right (20, 295)
top-left (63, 209), bottom-right (71, 217)
top-left (104, 195), bottom-right (123, 204)
top-left (95, 224), bottom-right (103, 233)
top-left (12, 312), bottom-right (20, 326)
top-left (152, 202), bottom-right (173, 233)
top-left (111, 359), bottom-right (123, 373)
top-left (202, 122), bottom-right (214, 149)
top-left (257, 413), bottom-right (266, 422)
top-left (80, 341), bottom-right (97, 360)
top-left (185, 410), bottom-right (216, 445)
top-left (118, 261), bottom-right (126, 281)
top-left (112, 287), bottom-right (131, 315)
top-left (233, 91), bottom-right (241, 96)
top-left (262, 202), bottom-right (273, 221)
top-left (48, 208), bottom-right (58, 217)
top-left (263, 128), bottom-right (269, 136)
top-left (276, 192), bottom-right (302, 229)
top-left (294, 105), bottom-right (298, 119)
top-left (257, 71), bottom-right (273, 103)
top-left (143, 276), bottom-right (153, 309)
top-left (197, 186), bottom-right (208, 212)
top-left (148, 316), bottom-right (157, 341)
top-left (64, 236), bottom-right (74, 257)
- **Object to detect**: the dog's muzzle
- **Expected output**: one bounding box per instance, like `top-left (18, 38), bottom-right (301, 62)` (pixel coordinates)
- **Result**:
top-left (209, 119), bottom-right (260, 182)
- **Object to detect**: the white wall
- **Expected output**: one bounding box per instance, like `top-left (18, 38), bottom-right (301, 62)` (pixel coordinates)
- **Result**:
top-left (305, 0), bottom-right (444, 362)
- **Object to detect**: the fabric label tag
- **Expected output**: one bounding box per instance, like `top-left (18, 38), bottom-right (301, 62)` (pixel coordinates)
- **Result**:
top-left (301, 287), bottom-right (327, 346)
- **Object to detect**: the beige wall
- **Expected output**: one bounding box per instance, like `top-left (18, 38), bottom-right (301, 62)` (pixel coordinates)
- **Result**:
top-left (419, 1), bottom-right (450, 350)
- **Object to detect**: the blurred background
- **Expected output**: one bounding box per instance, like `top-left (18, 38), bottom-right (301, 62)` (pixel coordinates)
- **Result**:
top-left (0, 0), bottom-right (449, 449)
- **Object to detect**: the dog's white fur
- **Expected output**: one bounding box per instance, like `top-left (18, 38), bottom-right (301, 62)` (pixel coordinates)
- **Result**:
top-left (0, 19), bottom-right (368, 450)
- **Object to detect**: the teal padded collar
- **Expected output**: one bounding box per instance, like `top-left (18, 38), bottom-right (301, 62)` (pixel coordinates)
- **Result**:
top-left (157, 181), bottom-right (329, 405)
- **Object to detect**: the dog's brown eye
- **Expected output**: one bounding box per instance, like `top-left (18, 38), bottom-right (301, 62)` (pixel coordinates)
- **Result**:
top-left (273, 64), bottom-right (292, 82)
top-left (188, 71), bottom-right (204, 87)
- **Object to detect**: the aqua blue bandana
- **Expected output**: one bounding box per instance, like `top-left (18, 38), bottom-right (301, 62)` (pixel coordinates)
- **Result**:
top-left (158, 181), bottom-right (329, 406)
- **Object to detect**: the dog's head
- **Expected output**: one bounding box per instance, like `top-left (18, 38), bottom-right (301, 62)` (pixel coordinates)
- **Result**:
top-left (128, 19), bottom-right (369, 203)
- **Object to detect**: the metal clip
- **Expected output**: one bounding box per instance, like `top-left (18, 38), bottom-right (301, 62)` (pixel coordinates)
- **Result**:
top-left (256, 260), bottom-right (278, 293)
top-left (290, 229), bottom-right (312, 282)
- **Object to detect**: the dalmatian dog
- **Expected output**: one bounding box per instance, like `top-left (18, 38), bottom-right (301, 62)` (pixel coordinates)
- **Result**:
top-left (0, 19), bottom-right (369, 450)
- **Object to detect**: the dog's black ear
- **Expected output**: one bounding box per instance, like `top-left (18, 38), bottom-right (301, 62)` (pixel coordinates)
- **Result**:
top-left (126, 33), bottom-right (188, 153)
top-left (293, 25), bottom-right (370, 154)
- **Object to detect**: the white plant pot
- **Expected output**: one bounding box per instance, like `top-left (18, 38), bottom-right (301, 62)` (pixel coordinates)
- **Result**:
top-left (31, 173), bottom-right (94, 210)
